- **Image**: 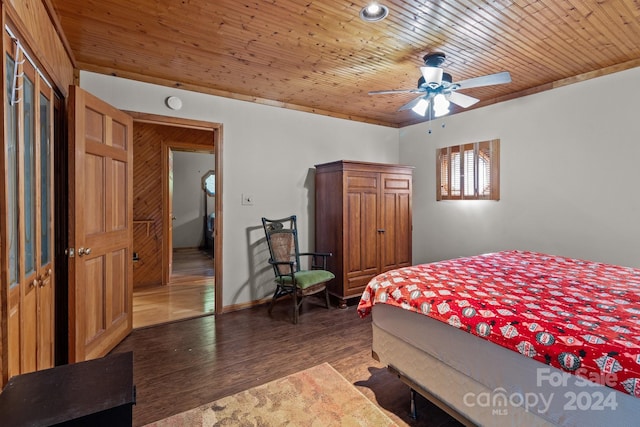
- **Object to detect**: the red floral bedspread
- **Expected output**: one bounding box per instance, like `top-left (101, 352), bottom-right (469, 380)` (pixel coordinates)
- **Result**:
top-left (357, 250), bottom-right (640, 398)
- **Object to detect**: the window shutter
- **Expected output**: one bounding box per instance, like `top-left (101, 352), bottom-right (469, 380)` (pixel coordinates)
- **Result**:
top-left (463, 143), bottom-right (475, 197)
top-left (436, 148), bottom-right (446, 200)
top-left (489, 139), bottom-right (500, 200)
top-left (478, 140), bottom-right (491, 199)
top-left (436, 139), bottom-right (500, 201)
top-left (450, 146), bottom-right (461, 197)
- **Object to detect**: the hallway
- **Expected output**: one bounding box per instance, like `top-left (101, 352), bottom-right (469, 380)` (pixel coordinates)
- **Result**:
top-left (132, 249), bottom-right (214, 329)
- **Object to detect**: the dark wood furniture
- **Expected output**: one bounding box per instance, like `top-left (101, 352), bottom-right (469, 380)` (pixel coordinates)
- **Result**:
top-left (0, 351), bottom-right (135, 426)
top-left (315, 160), bottom-right (413, 308)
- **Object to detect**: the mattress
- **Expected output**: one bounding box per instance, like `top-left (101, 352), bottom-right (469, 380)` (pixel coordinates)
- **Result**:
top-left (359, 251), bottom-right (640, 400)
top-left (372, 303), bottom-right (640, 427)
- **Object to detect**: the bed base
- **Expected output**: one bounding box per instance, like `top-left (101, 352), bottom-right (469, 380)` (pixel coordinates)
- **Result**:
top-left (371, 303), bottom-right (640, 427)
top-left (373, 349), bottom-right (475, 425)
top-left (389, 363), bottom-right (476, 427)
top-left (371, 316), bottom-right (561, 426)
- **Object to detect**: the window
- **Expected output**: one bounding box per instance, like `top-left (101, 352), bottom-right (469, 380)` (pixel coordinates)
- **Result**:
top-left (202, 170), bottom-right (215, 196)
top-left (436, 139), bottom-right (500, 200)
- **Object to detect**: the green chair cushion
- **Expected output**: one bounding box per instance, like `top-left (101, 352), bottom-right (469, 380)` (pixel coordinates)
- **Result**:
top-left (277, 270), bottom-right (335, 289)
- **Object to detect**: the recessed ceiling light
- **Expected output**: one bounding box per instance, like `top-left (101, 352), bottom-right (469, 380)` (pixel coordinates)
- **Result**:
top-left (359, 3), bottom-right (389, 22)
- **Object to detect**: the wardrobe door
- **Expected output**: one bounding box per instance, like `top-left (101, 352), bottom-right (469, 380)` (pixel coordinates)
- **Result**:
top-left (379, 173), bottom-right (412, 273)
top-left (345, 171), bottom-right (379, 294)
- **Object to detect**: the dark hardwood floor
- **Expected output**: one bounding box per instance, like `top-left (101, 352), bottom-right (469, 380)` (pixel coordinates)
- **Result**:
top-left (112, 297), bottom-right (463, 427)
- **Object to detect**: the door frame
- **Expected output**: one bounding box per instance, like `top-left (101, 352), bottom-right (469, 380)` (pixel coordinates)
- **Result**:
top-left (128, 112), bottom-right (223, 315)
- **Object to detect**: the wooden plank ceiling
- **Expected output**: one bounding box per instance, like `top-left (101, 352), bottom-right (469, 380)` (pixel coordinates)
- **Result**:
top-left (49, 0), bottom-right (640, 127)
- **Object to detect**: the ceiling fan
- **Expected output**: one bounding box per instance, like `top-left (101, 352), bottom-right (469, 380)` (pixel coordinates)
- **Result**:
top-left (369, 52), bottom-right (512, 118)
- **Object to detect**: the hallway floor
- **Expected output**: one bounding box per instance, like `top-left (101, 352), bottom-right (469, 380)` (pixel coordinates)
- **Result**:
top-left (132, 248), bottom-right (214, 329)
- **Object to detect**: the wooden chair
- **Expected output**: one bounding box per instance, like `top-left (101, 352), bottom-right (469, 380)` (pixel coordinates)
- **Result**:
top-left (261, 215), bottom-right (333, 324)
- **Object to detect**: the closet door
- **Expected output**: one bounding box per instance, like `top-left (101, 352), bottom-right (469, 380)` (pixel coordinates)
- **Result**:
top-left (3, 30), bottom-right (55, 376)
top-left (21, 56), bottom-right (39, 373)
top-left (5, 33), bottom-right (22, 377)
top-left (36, 78), bottom-right (55, 369)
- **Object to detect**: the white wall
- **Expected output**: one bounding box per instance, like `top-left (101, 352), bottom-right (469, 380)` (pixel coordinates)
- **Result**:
top-left (172, 151), bottom-right (215, 248)
top-left (80, 71), bottom-right (400, 308)
top-left (400, 66), bottom-right (640, 269)
top-left (82, 67), bottom-right (640, 306)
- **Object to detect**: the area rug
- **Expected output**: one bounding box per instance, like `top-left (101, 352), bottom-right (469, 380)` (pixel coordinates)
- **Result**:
top-left (144, 362), bottom-right (397, 426)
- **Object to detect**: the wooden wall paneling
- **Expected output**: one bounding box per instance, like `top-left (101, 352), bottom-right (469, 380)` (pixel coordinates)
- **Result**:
top-left (50, 0), bottom-right (640, 127)
top-left (131, 123), bottom-right (164, 288)
top-left (132, 122), bottom-right (213, 289)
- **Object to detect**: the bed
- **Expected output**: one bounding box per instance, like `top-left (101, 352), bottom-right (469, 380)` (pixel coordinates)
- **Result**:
top-left (357, 251), bottom-right (640, 426)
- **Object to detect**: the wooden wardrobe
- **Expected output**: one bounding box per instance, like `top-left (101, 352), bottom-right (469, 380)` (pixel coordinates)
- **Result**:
top-left (314, 161), bottom-right (413, 308)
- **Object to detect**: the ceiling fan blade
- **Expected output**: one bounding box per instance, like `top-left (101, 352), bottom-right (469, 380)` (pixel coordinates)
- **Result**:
top-left (398, 96), bottom-right (427, 112)
top-left (368, 88), bottom-right (422, 95)
top-left (420, 66), bottom-right (443, 85)
top-left (448, 91), bottom-right (480, 108)
top-left (456, 71), bottom-right (511, 90)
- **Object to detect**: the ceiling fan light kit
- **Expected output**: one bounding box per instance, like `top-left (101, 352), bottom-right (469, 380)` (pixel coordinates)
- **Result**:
top-left (359, 3), bottom-right (389, 22)
top-left (433, 94), bottom-right (451, 117)
top-left (369, 52), bottom-right (512, 119)
top-left (411, 98), bottom-right (430, 116)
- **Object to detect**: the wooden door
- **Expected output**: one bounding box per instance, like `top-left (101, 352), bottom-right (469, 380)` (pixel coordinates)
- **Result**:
top-left (380, 173), bottom-right (412, 273)
top-left (3, 31), bottom-right (55, 376)
top-left (168, 148), bottom-right (174, 280)
top-left (35, 65), bottom-right (55, 370)
top-left (20, 53), bottom-right (38, 374)
top-left (345, 171), bottom-right (379, 294)
top-left (68, 86), bottom-right (133, 362)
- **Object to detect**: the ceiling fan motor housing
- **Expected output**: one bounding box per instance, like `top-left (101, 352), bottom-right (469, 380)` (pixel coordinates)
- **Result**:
top-left (423, 52), bottom-right (446, 67)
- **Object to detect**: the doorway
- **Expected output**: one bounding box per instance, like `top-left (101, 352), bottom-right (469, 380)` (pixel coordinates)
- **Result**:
top-left (128, 113), bottom-right (222, 328)
top-left (170, 150), bottom-right (215, 266)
